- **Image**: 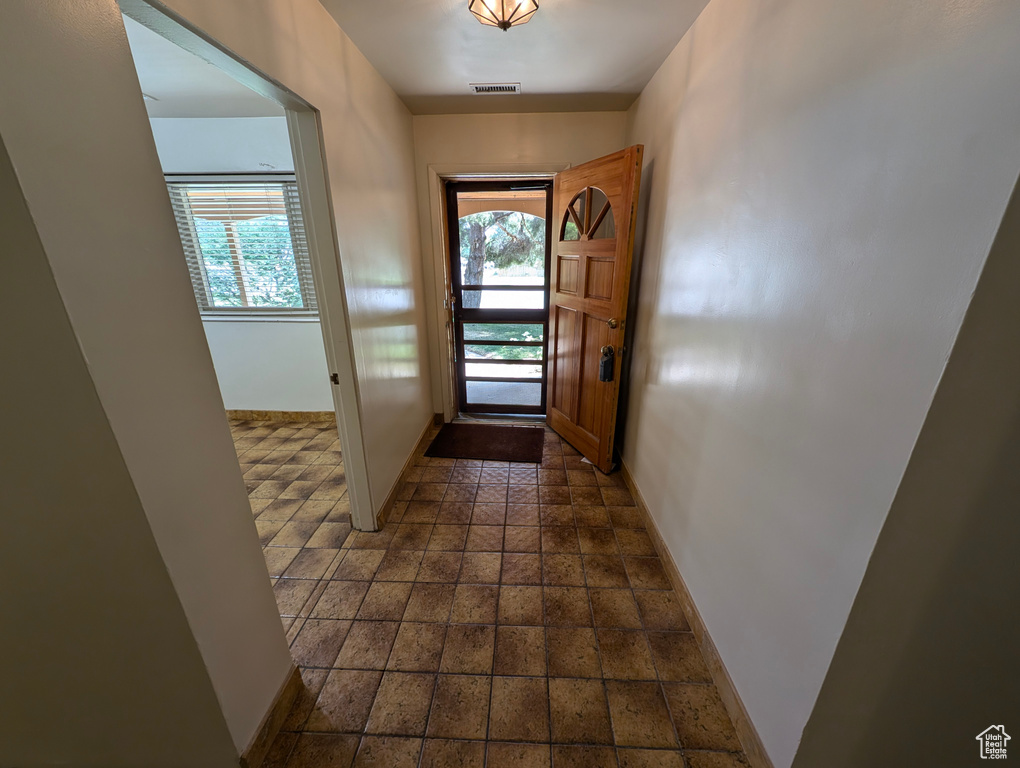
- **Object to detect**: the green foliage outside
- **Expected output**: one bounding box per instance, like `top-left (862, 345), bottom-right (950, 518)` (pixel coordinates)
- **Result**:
top-left (464, 323), bottom-right (544, 361)
top-left (196, 215), bottom-right (303, 308)
top-left (459, 211), bottom-right (545, 308)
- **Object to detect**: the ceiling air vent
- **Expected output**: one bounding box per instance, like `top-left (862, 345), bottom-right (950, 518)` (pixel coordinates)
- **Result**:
top-left (469, 82), bottom-right (522, 95)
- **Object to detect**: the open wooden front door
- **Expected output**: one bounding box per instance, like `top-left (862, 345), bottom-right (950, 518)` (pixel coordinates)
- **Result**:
top-left (547, 146), bottom-right (643, 473)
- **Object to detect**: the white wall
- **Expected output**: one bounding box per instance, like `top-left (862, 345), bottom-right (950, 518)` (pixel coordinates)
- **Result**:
top-left (203, 319), bottom-right (332, 411)
top-left (623, 0), bottom-right (1020, 764)
top-left (412, 111), bottom-right (629, 415)
top-left (150, 116), bottom-right (293, 172)
top-left (148, 116), bottom-right (333, 411)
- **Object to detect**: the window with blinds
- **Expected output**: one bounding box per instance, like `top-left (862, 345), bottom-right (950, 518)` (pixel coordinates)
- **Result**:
top-left (166, 176), bottom-right (317, 314)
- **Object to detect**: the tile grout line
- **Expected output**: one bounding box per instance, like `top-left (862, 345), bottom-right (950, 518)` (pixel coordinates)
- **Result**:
top-left (608, 501), bottom-right (686, 757)
top-left (576, 482), bottom-right (625, 764)
top-left (540, 525), bottom-right (554, 752)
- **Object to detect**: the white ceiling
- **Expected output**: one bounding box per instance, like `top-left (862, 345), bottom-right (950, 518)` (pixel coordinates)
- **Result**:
top-left (318, 0), bottom-right (709, 114)
top-left (122, 15), bottom-right (284, 119)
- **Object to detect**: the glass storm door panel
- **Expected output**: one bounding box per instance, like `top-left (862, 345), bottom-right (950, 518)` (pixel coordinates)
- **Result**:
top-left (547, 146), bottom-right (644, 473)
top-left (446, 181), bottom-right (552, 415)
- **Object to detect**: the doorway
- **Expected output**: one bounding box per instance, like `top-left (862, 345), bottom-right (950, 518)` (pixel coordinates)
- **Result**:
top-left (445, 180), bottom-right (553, 416)
top-left (118, 0), bottom-right (373, 530)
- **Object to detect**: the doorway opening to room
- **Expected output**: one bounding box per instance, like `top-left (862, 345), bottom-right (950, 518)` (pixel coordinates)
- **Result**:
top-left (445, 180), bottom-right (553, 417)
top-left (118, 0), bottom-right (374, 536)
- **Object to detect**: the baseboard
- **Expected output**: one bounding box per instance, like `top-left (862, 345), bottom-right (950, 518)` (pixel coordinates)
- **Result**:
top-left (375, 414), bottom-right (439, 527)
top-left (238, 664), bottom-right (302, 768)
top-left (227, 410), bottom-right (337, 424)
top-left (619, 460), bottom-right (774, 768)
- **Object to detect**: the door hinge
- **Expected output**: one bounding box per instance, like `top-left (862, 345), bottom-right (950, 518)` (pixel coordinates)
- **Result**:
top-left (329, 373), bottom-right (340, 385)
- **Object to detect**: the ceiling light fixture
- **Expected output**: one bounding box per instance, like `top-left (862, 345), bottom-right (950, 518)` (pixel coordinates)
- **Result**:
top-left (468, 0), bottom-right (539, 31)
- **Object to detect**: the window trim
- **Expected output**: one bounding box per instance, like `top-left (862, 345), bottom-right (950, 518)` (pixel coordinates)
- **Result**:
top-left (166, 172), bottom-right (319, 319)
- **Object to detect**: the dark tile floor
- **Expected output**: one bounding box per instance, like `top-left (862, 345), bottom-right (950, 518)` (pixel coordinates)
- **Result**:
top-left (232, 418), bottom-right (750, 768)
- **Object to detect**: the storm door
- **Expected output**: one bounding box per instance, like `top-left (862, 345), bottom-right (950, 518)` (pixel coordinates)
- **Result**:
top-left (446, 180), bottom-right (552, 415)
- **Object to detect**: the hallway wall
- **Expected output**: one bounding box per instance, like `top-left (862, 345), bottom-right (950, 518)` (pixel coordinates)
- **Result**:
top-left (0, 0), bottom-right (430, 758)
top-left (412, 111), bottom-right (629, 416)
top-left (622, 0), bottom-right (1020, 763)
top-left (0, 124), bottom-right (238, 768)
top-left (0, 0), bottom-right (294, 757)
top-left (794, 173), bottom-right (1020, 766)
top-left (154, 0), bottom-right (433, 516)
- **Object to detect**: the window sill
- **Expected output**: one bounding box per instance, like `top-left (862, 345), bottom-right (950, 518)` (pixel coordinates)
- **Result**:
top-left (200, 312), bottom-right (320, 323)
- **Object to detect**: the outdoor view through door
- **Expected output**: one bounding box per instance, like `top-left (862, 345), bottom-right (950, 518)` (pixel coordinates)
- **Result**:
top-left (446, 181), bottom-right (553, 415)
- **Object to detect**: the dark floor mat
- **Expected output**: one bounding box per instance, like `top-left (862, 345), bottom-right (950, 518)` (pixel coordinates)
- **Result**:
top-left (424, 423), bottom-right (544, 463)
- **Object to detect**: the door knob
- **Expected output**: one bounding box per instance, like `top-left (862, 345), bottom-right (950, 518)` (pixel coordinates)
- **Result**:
top-left (607, 318), bottom-right (619, 329)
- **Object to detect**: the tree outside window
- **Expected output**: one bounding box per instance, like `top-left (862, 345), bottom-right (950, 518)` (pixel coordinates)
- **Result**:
top-left (167, 179), bottom-right (317, 313)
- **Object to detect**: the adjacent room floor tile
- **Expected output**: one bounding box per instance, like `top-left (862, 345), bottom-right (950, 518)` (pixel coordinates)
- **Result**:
top-left (488, 676), bottom-right (550, 742)
top-left (364, 671), bottom-right (435, 736)
top-left (663, 682), bottom-right (743, 751)
top-left (426, 674), bottom-right (491, 740)
top-left (304, 669), bottom-right (382, 733)
top-left (440, 624), bottom-right (495, 675)
top-left (548, 677), bottom-right (613, 744)
top-left (486, 742), bottom-right (551, 768)
top-left (351, 735), bottom-right (422, 768)
top-left (387, 622), bottom-right (446, 672)
top-left (605, 681), bottom-right (678, 748)
top-left (419, 738), bottom-right (485, 768)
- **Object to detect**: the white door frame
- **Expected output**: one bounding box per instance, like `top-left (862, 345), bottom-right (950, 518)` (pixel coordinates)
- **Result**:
top-left (424, 162), bottom-right (568, 423)
top-left (287, 111), bottom-right (373, 530)
top-left (120, 0), bottom-right (375, 530)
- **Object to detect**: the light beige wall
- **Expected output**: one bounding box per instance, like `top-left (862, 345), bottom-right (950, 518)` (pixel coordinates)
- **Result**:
top-left (412, 111), bottom-right (629, 414)
top-left (0, 0), bottom-right (293, 754)
top-left (623, 0), bottom-right (1020, 764)
top-left (0, 0), bottom-right (431, 755)
top-left (793, 171), bottom-right (1020, 766)
top-left (0, 133), bottom-right (236, 767)
top-left (159, 0), bottom-right (433, 513)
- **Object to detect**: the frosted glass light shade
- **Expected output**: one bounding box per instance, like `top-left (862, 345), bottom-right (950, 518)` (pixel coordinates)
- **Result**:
top-left (468, 0), bottom-right (539, 31)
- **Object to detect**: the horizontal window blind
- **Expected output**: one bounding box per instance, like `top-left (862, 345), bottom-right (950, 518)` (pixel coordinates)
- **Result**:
top-left (166, 177), bottom-right (317, 313)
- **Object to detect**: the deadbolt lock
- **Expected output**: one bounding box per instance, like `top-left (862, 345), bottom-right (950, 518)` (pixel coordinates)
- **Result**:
top-left (599, 346), bottom-right (615, 382)
top-left (607, 318), bottom-right (619, 329)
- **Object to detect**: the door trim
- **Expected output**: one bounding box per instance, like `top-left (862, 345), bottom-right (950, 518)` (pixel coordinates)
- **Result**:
top-left (424, 164), bottom-right (569, 422)
top-left (287, 110), bottom-right (374, 531)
